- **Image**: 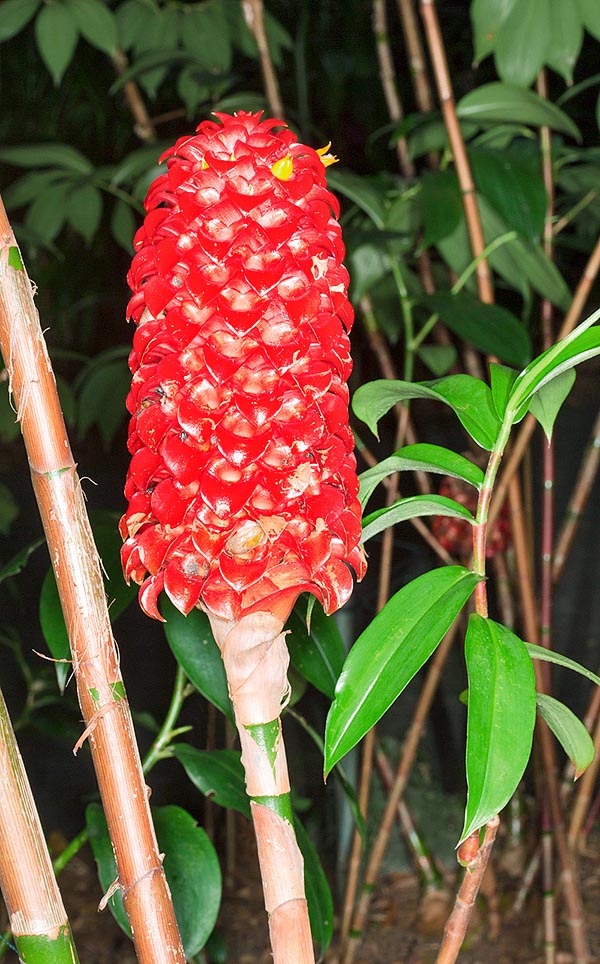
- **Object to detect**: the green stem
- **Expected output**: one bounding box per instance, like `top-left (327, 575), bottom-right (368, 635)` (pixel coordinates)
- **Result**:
top-left (473, 416), bottom-right (513, 617)
top-left (142, 665), bottom-right (191, 772)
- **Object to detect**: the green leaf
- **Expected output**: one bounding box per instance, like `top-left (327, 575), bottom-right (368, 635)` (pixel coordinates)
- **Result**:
top-left (470, 0), bottom-right (517, 63)
top-left (39, 568), bottom-right (71, 692)
top-left (462, 616), bottom-right (536, 842)
top-left (417, 343), bottom-right (457, 377)
top-left (475, 196), bottom-right (571, 311)
top-left (469, 146), bottom-right (547, 243)
top-left (507, 312), bottom-right (600, 420)
top-left (0, 539), bottom-right (43, 584)
top-left (529, 369), bottom-right (576, 440)
top-left (430, 374), bottom-right (503, 450)
top-left (362, 494), bottom-right (475, 544)
top-left (493, 0), bottom-right (551, 88)
top-left (181, 2), bottom-right (232, 73)
top-left (324, 566), bottom-right (480, 773)
top-left (115, 0), bottom-right (150, 50)
top-left (0, 143), bottom-right (93, 173)
top-left (172, 745), bottom-right (250, 817)
top-left (420, 169), bottom-right (463, 248)
top-left (490, 363), bottom-right (518, 420)
top-left (286, 600), bottom-right (345, 700)
top-left (155, 806), bottom-right (222, 957)
top-left (325, 170), bottom-right (386, 228)
top-left (576, 0), bottom-right (600, 40)
top-left (0, 0), bottom-right (39, 42)
top-left (110, 199), bottom-right (137, 252)
top-left (457, 83), bottom-right (581, 141)
top-left (24, 181), bottom-right (69, 243)
top-left (67, 183), bottom-right (103, 245)
top-left (110, 49), bottom-right (194, 93)
top-left (161, 600), bottom-right (233, 722)
top-left (525, 642), bottom-right (600, 688)
top-left (546, 0), bottom-right (584, 84)
top-left (76, 354), bottom-right (130, 446)
top-left (352, 375), bottom-right (502, 450)
top-left (359, 443), bottom-right (484, 508)
top-left (0, 483), bottom-right (18, 536)
top-left (65, 0), bottom-right (118, 55)
top-left (421, 291), bottom-right (532, 368)
top-left (177, 67), bottom-right (211, 115)
top-left (3, 170), bottom-right (68, 209)
top-left (536, 693), bottom-right (594, 779)
top-left (86, 803), bottom-right (221, 958)
top-left (348, 242), bottom-right (389, 303)
top-left (294, 817), bottom-right (334, 955)
top-left (34, 2), bottom-right (79, 85)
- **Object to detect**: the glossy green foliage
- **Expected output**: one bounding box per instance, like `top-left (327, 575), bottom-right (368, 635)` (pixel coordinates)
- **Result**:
top-left (86, 803), bottom-right (221, 959)
top-left (353, 376), bottom-right (502, 450)
top-left (286, 599), bottom-right (346, 700)
top-left (359, 443), bottom-right (484, 508)
top-left (161, 600), bottom-right (233, 722)
top-left (462, 616), bottom-right (536, 841)
top-left (325, 567), bottom-right (480, 774)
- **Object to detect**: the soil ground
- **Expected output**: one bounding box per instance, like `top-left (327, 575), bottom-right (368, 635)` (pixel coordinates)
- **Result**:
top-left (2, 826), bottom-right (600, 963)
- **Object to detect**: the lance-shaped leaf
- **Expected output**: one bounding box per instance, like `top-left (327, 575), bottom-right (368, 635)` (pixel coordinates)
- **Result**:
top-left (359, 443), bottom-right (484, 508)
top-left (294, 817), bottom-right (334, 956)
top-left (286, 600), bottom-right (345, 699)
top-left (324, 566), bottom-right (480, 774)
top-left (456, 82), bottom-right (581, 141)
top-left (536, 693), bottom-right (594, 778)
top-left (86, 802), bottom-right (221, 959)
top-left (462, 616), bottom-right (536, 842)
top-left (353, 375), bottom-right (501, 450)
top-left (420, 291), bottom-right (532, 368)
top-left (529, 369), bottom-right (576, 441)
top-left (507, 312), bottom-right (600, 421)
top-left (361, 494), bottom-right (475, 544)
top-left (525, 642), bottom-right (600, 688)
top-left (172, 745), bottom-right (250, 817)
top-left (161, 600), bottom-right (233, 722)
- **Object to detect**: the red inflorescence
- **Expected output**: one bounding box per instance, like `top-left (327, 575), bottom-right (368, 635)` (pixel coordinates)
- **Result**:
top-left (120, 112), bottom-right (367, 624)
top-left (431, 476), bottom-right (511, 560)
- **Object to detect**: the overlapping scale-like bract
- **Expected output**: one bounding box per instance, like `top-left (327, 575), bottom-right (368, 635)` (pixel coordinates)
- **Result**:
top-left (120, 111), bottom-right (366, 623)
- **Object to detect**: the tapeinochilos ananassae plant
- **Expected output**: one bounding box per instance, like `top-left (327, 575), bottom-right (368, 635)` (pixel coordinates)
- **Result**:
top-left (120, 111), bottom-right (367, 964)
top-left (325, 309), bottom-right (600, 962)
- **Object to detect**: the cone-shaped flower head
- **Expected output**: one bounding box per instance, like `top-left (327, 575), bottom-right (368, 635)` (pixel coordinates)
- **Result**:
top-left (120, 112), bottom-right (367, 624)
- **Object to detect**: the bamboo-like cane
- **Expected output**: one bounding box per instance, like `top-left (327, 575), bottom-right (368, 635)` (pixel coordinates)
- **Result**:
top-left (208, 612), bottom-right (314, 964)
top-left (0, 200), bottom-right (185, 964)
top-left (0, 685), bottom-right (80, 963)
top-left (373, 0), bottom-right (415, 177)
top-left (553, 406), bottom-right (600, 583)
top-left (241, 0), bottom-right (285, 118)
top-left (435, 817), bottom-right (500, 964)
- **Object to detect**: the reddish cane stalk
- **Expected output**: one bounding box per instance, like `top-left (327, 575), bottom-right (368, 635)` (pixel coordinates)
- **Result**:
top-left (0, 684), bottom-right (80, 963)
top-left (435, 817), bottom-right (500, 964)
top-left (119, 113), bottom-right (367, 964)
top-left (0, 199), bottom-right (185, 964)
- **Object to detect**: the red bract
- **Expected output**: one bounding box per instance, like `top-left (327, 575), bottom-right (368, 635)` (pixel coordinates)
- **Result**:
top-left (120, 112), bottom-right (366, 624)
